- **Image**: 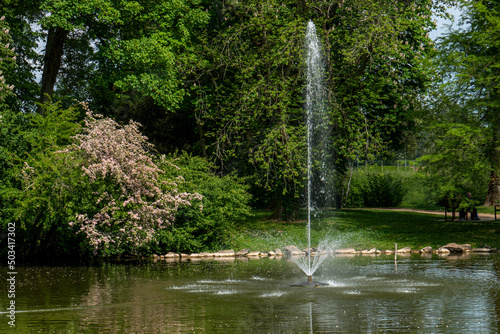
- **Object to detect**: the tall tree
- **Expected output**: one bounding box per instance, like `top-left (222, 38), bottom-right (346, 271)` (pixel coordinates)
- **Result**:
top-left (419, 87), bottom-right (490, 204)
top-left (433, 0), bottom-right (500, 204)
top-left (88, 0), bottom-right (210, 154)
top-left (1, 0), bottom-right (209, 114)
top-left (193, 0), bottom-right (306, 218)
top-left (193, 0), bottom-right (444, 217)
top-left (318, 0), bottom-right (438, 161)
top-left (0, 14), bottom-right (16, 104)
top-left (0, 3), bottom-right (39, 111)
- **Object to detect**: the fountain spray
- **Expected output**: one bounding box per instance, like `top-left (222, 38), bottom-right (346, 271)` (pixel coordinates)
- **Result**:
top-left (290, 20), bottom-right (331, 287)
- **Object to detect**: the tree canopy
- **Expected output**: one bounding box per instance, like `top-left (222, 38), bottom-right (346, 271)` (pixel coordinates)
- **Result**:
top-left (421, 0), bottom-right (500, 204)
top-left (1, 0), bottom-right (449, 216)
top-left (0, 15), bottom-right (15, 104)
top-left (4, 0), bottom-right (487, 259)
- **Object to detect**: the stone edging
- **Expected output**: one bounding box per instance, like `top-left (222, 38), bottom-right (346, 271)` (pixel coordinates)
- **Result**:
top-left (152, 243), bottom-right (499, 261)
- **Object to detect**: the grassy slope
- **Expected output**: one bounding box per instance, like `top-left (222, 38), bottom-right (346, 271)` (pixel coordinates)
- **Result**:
top-left (230, 209), bottom-right (500, 252)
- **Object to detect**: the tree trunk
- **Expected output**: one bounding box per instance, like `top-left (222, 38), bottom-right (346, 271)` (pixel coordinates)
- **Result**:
top-left (267, 199), bottom-right (283, 220)
top-left (485, 110), bottom-right (500, 206)
top-left (266, 192), bottom-right (285, 220)
top-left (37, 27), bottom-right (69, 114)
top-left (485, 169), bottom-right (499, 206)
top-left (196, 121), bottom-right (207, 158)
top-left (485, 146), bottom-right (500, 206)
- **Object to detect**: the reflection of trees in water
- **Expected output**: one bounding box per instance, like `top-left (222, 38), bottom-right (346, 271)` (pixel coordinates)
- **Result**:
top-left (74, 260), bottom-right (289, 332)
top-left (6, 258), bottom-right (500, 332)
top-left (14, 266), bottom-right (97, 309)
top-left (77, 264), bottom-right (195, 333)
top-left (494, 259), bottom-right (500, 333)
top-left (6, 264), bottom-right (197, 332)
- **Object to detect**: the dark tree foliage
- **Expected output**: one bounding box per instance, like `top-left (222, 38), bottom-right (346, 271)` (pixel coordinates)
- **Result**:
top-left (1, 0), bottom-right (448, 220)
top-left (190, 0), bottom-right (442, 217)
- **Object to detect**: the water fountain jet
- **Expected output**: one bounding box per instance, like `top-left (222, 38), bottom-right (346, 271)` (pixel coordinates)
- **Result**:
top-left (290, 274), bottom-right (328, 287)
top-left (290, 20), bottom-right (333, 287)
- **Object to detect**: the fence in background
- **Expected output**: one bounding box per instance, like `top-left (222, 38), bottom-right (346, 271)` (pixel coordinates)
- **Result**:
top-left (351, 159), bottom-right (421, 173)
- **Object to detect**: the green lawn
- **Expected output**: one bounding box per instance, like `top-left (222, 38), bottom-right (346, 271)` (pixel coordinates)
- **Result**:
top-left (230, 209), bottom-right (500, 252)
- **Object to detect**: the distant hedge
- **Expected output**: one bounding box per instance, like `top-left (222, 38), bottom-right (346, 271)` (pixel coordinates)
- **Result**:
top-left (343, 172), bottom-right (408, 208)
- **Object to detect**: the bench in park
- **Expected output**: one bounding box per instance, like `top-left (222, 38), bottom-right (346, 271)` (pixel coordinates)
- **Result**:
top-left (445, 203), bottom-right (500, 221)
top-left (444, 203), bottom-right (466, 221)
top-left (495, 204), bottom-right (500, 220)
top-left (444, 203), bottom-right (475, 221)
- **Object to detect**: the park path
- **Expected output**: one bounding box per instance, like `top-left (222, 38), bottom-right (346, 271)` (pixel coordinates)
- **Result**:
top-left (366, 208), bottom-right (497, 220)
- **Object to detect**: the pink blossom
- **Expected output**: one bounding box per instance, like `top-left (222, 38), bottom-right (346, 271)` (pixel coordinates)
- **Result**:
top-left (65, 104), bottom-right (202, 254)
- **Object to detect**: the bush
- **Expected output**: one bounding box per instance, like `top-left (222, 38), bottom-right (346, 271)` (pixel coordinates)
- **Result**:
top-left (2, 103), bottom-right (252, 259)
top-left (153, 152), bottom-right (252, 253)
top-left (2, 103), bottom-right (206, 259)
top-left (363, 172), bottom-right (407, 207)
top-left (1, 103), bottom-right (86, 260)
top-left (343, 171), bottom-right (407, 208)
top-left (65, 106), bottom-right (204, 256)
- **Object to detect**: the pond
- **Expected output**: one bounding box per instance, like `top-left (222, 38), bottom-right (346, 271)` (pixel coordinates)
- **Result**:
top-left (2, 254), bottom-right (500, 333)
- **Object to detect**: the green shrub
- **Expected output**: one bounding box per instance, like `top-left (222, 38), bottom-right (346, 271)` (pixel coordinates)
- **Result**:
top-left (152, 152), bottom-right (252, 253)
top-left (0, 103), bottom-right (87, 260)
top-left (343, 171), bottom-right (407, 208)
top-left (2, 103), bottom-right (252, 259)
top-left (363, 172), bottom-right (407, 207)
top-left (342, 171), bottom-right (365, 208)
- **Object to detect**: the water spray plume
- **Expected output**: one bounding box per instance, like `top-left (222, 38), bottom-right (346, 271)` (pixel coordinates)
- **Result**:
top-left (290, 20), bottom-right (333, 287)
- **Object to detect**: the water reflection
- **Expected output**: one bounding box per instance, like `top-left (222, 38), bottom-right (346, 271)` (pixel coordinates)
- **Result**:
top-left (1, 254), bottom-right (499, 333)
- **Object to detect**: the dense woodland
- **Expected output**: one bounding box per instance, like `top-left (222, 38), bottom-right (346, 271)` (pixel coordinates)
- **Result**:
top-left (0, 0), bottom-right (498, 260)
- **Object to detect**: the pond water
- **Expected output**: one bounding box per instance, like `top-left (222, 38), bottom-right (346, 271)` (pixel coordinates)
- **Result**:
top-left (2, 254), bottom-right (500, 333)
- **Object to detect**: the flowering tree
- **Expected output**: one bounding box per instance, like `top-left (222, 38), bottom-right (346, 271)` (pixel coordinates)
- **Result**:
top-left (68, 104), bottom-right (202, 255)
top-left (0, 15), bottom-right (15, 104)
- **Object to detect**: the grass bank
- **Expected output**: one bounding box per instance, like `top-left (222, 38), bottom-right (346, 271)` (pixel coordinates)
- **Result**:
top-left (230, 209), bottom-right (500, 252)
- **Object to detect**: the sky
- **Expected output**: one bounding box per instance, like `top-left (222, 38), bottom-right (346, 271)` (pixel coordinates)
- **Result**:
top-left (429, 5), bottom-right (464, 41)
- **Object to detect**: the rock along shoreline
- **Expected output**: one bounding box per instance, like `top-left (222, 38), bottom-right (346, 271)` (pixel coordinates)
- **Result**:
top-left (151, 243), bottom-right (499, 262)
